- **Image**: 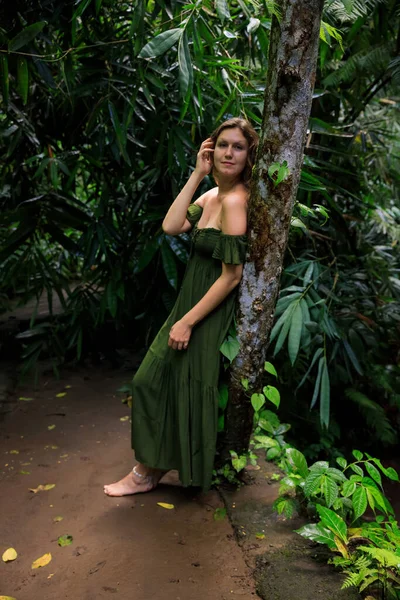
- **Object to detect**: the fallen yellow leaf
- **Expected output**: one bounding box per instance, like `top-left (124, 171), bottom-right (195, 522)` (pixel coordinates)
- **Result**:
top-left (29, 484), bottom-right (56, 493)
top-left (47, 573), bottom-right (54, 579)
top-left (19, 470), bottom-right (30, 475)
top-left (60, 454), bottom-right (68, 458)
top-left (56, 393), bottom-right (66, 398)
top-left (53, 516), bottom-right (63, 523)
top-left (2, 548), bottom-right (17, 562)
top-left (31, 553), bottom-right (52, 569)
top-left (47, 425), bottom-right (56, 431)
top-left (255, 533), bottom-right (265, 540)
top-left (0, 596), bottom-right (17, 600)
top-left (120, 416), bottom-right (129, 422)
top-left (10, 450), bottom-right (19, 455)
top-left (21, 462), bottom-right (31, 466)
top-left (19, 396), bottom-right (33, 401)
top-left (65, 385), bottom-right (72, 389)
top-left (157, 502), bottom-right (174, 510)
top-left (51, 445), bottom-right (58, 450)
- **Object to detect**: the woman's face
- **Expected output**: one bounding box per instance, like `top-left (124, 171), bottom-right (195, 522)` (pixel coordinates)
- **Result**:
top-left (213, 127), bottom-right (249, 181)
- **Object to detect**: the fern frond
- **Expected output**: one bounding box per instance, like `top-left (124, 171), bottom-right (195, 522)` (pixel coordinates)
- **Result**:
top-left (342, 571), bottom-right (360, 589)
top-left (345, 388), bottom-right (397, 445)
top-left (325, 0), bottom-right (388, 23)
top-left (323, 43), bottom-right (392, 87)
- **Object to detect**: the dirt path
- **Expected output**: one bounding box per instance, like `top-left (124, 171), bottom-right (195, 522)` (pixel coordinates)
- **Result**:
top-left (0, 367), bottom-right (257, 600)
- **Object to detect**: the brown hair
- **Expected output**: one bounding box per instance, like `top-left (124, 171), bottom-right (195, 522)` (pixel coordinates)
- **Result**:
top-left (210, 117), bottom-right (259, 188)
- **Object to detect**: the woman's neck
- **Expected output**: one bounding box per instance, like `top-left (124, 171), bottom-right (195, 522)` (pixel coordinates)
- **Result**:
top-left (217, 176), bottom-right (242, 196)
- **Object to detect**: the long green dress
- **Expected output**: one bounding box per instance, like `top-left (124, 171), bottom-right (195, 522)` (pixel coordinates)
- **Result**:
top-left (131, 203), bottom-right (248, 490)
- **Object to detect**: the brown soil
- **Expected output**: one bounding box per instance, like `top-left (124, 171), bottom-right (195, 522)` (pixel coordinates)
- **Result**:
top-left (0, 366), bottom-right (257, 600)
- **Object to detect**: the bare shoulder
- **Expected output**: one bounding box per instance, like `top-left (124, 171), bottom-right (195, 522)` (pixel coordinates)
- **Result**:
top-left (221, 186), bottom-right (249, 210)
top-left (194, 186), bottom-right (218, 208)
top-left (221, 187), bottom-right (248, 235)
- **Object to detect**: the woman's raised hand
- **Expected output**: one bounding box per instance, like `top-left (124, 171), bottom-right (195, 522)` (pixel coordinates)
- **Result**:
top-left (195, 138), bottom-right (214, 177)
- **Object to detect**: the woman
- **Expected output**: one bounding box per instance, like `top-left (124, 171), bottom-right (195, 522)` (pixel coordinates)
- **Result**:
top-left (104, 117), bottom-right (259, 496)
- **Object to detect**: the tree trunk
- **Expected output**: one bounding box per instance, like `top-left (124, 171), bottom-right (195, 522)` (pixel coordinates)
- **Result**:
top-left (219, 0), bottom-right (324, 462)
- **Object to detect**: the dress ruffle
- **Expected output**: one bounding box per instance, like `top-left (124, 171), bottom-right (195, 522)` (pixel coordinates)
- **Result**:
top-left (186, 204), bottom-right (203, 225)
top-left (212, 234), bottom-right (248, 265)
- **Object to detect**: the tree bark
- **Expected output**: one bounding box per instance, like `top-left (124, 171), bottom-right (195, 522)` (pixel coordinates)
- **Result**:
top-left (219, 0), bottom-right (324, 462)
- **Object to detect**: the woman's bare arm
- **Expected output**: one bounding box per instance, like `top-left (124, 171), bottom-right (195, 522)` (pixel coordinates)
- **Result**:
top-left (168, 194), bottom-right (247, 350)
top-left (162, 138), bottom-right (214, 235)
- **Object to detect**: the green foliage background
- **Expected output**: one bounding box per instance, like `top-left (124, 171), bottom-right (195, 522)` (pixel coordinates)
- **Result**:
top-left (0, 0), bottom-right (399, 454)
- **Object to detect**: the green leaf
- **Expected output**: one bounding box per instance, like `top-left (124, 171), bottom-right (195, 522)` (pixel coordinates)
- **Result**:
top-left (139, 29), bottom-right (183, 59)
top-left (352, 486), bottom-right (368, 521)
top-left (17, 57), bottom-right (29, 105)
top-left (216, 0), bottom-right (231, 22)
top-left (251, 393), bottom-right (265, 413)
top-left (288, 303), bottom-right (302, 365)
top-left (218, 384), bottom-right (229, 411)
top-left (350, 463), bottom-right (364, 476)
top-left (263, 385), bottom-right (280, 409)
top-left (108, 101), bottom-right (131, 165)
top-left (232, 454), bottom-right (247, 472)
top-left (253, 435), bottom-right (278, 449)
top-left (264, 361), bottom-right (277, 378)
top-left (295, 523), bottom-right (336, 549)
top-left (341, 480), bottom-right (356, 497)
top-left (322, 476), bottom-right (338, 508)
top-left (372, 458), bottom-right (399, 481)
top-left (178, 32), bottom-right (193, 98)
top-left (270, 302), bottom-right (296, 343)
top-left (304, 471), bottom-right (323, 496)
top-left (9, 21), bottom-right (47, 51)
top-left (316, 505), bottom-right (348, 543)
top-left (352, 450), bottom-right (363, 461)
top-left (365, 462), bottom-right (382, 488)
top-left (336, 457), bottom-right (347, 469)
top-left (214, 507), bottom-right (227, 521)
top-left (0, 55), bottom-right (9, 106)
top-left (286, 448), bottom-right (309, 478)
top-left (57, 534), bottom-right (73, 547)
top-left (220, 336), bottom-right (240, 362)
top-left (320, 358), bottom-right (330, 428)
top-left (310, 356), bottom-right (324, 410)
top-left (297, 347), bottom-right (323, 390)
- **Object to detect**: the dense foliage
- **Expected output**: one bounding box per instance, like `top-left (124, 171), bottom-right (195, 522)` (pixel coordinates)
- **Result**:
top-left (0, 0), bottom-right (399, 455)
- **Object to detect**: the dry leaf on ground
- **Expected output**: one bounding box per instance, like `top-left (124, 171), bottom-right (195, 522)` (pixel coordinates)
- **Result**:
top-left (19, 471), bottom-right (30, 475)
top-left (2, 548), bottom-right (17, 562)
top-left (56, 393), bottom-right (66, 398)
top-left (120, 416), bottom-right (129, 422)
top-left (19, 397), bottom-right (33, 401)
top-left (47, 425), bottom-right (56, 431)
top-left (29, 484), bottom-right (55, 493)
top-left (0, 596), bottom-right (18, 599)
top-left (53, 516), bottom-right (63, 523)
top-left (31, 553), bottom-right (52, 569)
top-left (9, 450), bottom-right (19, 455)
top-left (157, 502), bottom-right (174, 510)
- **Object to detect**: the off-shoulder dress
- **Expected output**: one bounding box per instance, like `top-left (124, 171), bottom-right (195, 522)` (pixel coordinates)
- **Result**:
top-left (131, 203), bottom-right (248, 490)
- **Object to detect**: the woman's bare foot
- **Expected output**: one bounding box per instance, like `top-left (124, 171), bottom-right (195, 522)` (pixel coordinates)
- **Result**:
top-left (103, 466), bottom-right (164, 497)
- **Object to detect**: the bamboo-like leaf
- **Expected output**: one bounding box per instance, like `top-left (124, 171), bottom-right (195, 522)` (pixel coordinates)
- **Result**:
top-left (343, 339), bottom-right (363, 375)
top-left (310, 356), bottom-right (324, 410)
top-left (178, 32), bottom-right (193, 98)
top-left (288, 303), bottom-right (303, 365)
top-left (139, 28), bottom-right (183, 59)
top-left (0, 55), bottom-right (9, 106)
top-left (320, 358), bottom-right (330, 428)
top-left (216, 0), bottom-right (231, 22)
top-left (297, 347), bottom-right (323, 390)
top-left (108, 101), bottom-right (131, 165)
top-left (9, 21), bottom-right (47, 51)
top-left (72, 0), bottom-right (92, 20)
top-left (17, 57), bottom-right (29, 105)
top-left (270, 301), bottom-right (296, 342)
